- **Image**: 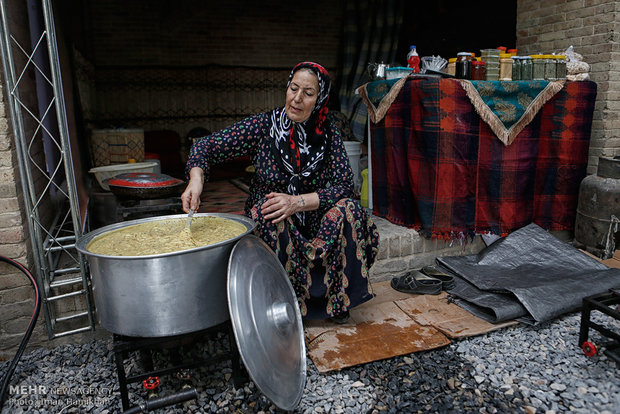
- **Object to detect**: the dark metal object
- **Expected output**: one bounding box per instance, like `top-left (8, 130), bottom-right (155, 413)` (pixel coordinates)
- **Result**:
top-left (579, 289), bottom-right (620, 365)
top-left (88, 192), bottom-right (183, 228)
top-left (115, 197), bottom-right (183, 222)
top-left (113, 322), bottom-right (247, 411)
top-left (123, 388), bottom-right (198, 414)
top-left (575, 156), bottom-right (620, 259)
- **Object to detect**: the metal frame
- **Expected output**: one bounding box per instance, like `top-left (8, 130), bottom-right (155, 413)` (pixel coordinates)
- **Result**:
top-left (579, 289), bottom-right (620, 365)
top-left (112, 322), bottom-right (245, 411)
top-left (0, 0), bottom-right (94, 338)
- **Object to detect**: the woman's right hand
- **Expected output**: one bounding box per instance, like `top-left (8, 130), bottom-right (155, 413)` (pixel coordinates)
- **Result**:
top-left (181, 167), bottom-right (205, 213)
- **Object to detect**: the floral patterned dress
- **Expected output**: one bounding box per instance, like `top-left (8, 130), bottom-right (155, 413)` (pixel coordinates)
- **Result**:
top-left (186, 112), bottom-right (379, 319)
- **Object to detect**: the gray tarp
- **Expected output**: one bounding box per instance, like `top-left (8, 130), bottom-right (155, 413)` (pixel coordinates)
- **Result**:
top-left (437, 223), bottom-right (620, 324)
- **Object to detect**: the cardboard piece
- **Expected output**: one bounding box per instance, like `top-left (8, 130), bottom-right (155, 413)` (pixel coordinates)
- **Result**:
top-left (395, 292), bottom-right (518, 338)
top-left (305, 300), bottom-right (450, 373)
top-left (581, 249), bottom-right (620, 269)
top-left (304, 281), bottom-right (518, 372)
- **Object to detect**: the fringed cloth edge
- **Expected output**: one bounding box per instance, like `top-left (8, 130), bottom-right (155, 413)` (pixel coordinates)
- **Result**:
top-left (357, 76), bottom-right (410, 124)
top-left (457, 79), bottom-right (566, 146)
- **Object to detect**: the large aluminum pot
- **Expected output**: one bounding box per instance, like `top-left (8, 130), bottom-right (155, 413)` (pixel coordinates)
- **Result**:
top-left (76, 213), bottom-right (256, 337)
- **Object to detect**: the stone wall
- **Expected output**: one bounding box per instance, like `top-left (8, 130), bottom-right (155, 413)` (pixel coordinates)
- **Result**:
top-left (516, 0), bottom-right (620, 173)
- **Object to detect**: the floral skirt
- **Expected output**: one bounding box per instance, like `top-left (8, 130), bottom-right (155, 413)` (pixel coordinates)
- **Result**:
top-left (250, 198), bottom-right (379, 319)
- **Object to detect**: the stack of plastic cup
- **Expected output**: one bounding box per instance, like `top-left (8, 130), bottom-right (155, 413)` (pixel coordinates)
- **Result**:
top-left (480, 49), bottom-right (500, 80)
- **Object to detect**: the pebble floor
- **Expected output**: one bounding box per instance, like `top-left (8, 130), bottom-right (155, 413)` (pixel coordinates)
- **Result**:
top-left (1, 311), bottom-right (618, 413)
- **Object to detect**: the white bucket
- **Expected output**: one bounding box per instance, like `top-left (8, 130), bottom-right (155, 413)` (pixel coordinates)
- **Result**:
top-left (343, 141), bottom-right (362, 193)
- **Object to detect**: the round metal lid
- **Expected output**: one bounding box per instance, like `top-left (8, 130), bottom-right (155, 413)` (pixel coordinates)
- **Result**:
top-left (227, 235), bottom-right (306, 411)
top-left (105, 172), bottom-right (183, 188)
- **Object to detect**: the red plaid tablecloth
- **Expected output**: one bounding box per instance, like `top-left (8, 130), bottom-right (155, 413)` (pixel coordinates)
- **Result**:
top-left (369, 78), bottom-right (597, 239)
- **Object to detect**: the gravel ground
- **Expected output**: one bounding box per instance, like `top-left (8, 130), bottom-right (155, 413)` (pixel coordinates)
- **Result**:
top-left (1, 311), bottom-right (618, 413)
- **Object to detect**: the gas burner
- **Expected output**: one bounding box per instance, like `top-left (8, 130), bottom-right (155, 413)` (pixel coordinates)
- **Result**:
top-left (90, 191), bottom-right (184, 227)
top-left (116, 197), bottom-right (183, 222)
top-left (112, 321), bottom-right (246, 412)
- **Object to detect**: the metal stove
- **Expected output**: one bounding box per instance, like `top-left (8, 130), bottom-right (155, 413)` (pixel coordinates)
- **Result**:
top-left (112, 321), bottom-right (246, 412)
top-left (89, 190), bottom-right (183, 227)
top-left (115, 197), bottom-right (183, 222)
top-left (579, 288), bottom-right (620, 365)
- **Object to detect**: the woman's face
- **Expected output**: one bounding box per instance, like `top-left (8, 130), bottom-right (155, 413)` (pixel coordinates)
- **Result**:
top-left (285, 69), bottom-right (319, 123)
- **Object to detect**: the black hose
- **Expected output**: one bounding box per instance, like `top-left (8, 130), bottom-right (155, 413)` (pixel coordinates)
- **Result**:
top-left (0, 255), bottom-right (41, 409)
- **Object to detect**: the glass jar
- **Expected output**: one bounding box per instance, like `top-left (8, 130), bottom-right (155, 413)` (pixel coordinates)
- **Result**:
top-left (544, 55), bottom-right (556, 81)
top-left (499, 53), bottom-right (513, 81)
top-left (555, 55), bottom-right (567, 79)
top-left (455, 52), bottom-right (473, 79)
top-left (511, 56), bottom-right (521, 80)
top-left (447, 57), bottom-right (457, 76)
top-left (532, 55), bottom-right (545, 80)
top-left (471, 61), bottom-right (486, 80)
top-left (521, 56), bottom-right (533, 80)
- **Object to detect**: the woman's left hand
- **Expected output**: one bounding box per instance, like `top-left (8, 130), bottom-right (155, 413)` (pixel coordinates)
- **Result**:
top-left (261, 192), bottom-right (300, 224)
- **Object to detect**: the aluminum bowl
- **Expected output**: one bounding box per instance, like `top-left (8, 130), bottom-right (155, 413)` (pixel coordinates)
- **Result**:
top-left (76, 213), bottom-right (256, 337)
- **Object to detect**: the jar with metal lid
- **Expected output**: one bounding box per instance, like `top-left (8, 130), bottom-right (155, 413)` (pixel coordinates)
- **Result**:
top-left (531, 55), bottom-right (545, 80)
top-left (544, 55), bottom-right (556, 80)
top-left (455, 52), bottom-right (473, 79)
top-left (499, 53), bottom-right (512, 81)
top-left (471, 60), bottom-right (486, 80)
top-left (555, 55), bottom-right (567, 79)
top-left (521, 56), bottom-right (533, 80)
top-left (511, 56), bottom-right (521, 80)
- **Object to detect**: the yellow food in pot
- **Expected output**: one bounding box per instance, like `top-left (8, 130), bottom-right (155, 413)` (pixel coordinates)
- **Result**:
top-left (87, 216), bottom-right (246, 256)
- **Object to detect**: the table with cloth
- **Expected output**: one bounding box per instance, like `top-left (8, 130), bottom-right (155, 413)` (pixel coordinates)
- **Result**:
top-left (358, 77), bottom-right (597, 239)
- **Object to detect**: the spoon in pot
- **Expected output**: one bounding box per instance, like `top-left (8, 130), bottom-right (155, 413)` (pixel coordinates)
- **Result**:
top-left (185, 208), bottom-right (195, 232)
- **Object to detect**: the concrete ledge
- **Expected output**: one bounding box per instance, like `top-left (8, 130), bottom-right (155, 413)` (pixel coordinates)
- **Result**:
top-left (369, 215), bottom-right (486, 283)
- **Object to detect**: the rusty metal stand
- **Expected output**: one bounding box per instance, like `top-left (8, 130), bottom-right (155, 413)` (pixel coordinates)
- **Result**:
top-left (579, 289), bottom-right (620, 365)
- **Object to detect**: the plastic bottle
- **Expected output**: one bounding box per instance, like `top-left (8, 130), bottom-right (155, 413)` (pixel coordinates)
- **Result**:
top-left (407, 45), bottom-right (420, 73)
top-left (361, 168), bottom-right (369, 207)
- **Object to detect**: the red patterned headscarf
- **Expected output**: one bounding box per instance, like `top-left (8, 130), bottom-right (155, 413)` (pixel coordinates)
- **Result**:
top-left (287, 61), bottom-right (331, 135)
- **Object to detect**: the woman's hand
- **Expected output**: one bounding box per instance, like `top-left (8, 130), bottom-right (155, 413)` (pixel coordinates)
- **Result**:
top-left (181, 167), bottom-right (204, 213)
top-left (261, 192), bottom-right (300, 224)
top-left (261, 192), bottom-right (319, 223)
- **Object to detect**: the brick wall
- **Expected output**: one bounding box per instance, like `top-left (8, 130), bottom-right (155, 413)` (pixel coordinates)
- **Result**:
top-left (71, 0), bottom-right (345, 147)
top-left (0, 0), bottom-right (38, 359)
top-left (516, 0), bottom-right (620, 173)
top-left (82, 0), bottom-right (343, 69)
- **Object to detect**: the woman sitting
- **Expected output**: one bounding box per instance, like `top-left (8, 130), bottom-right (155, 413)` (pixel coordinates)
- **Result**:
top-left (181, 61), bottom-right (379, 323)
